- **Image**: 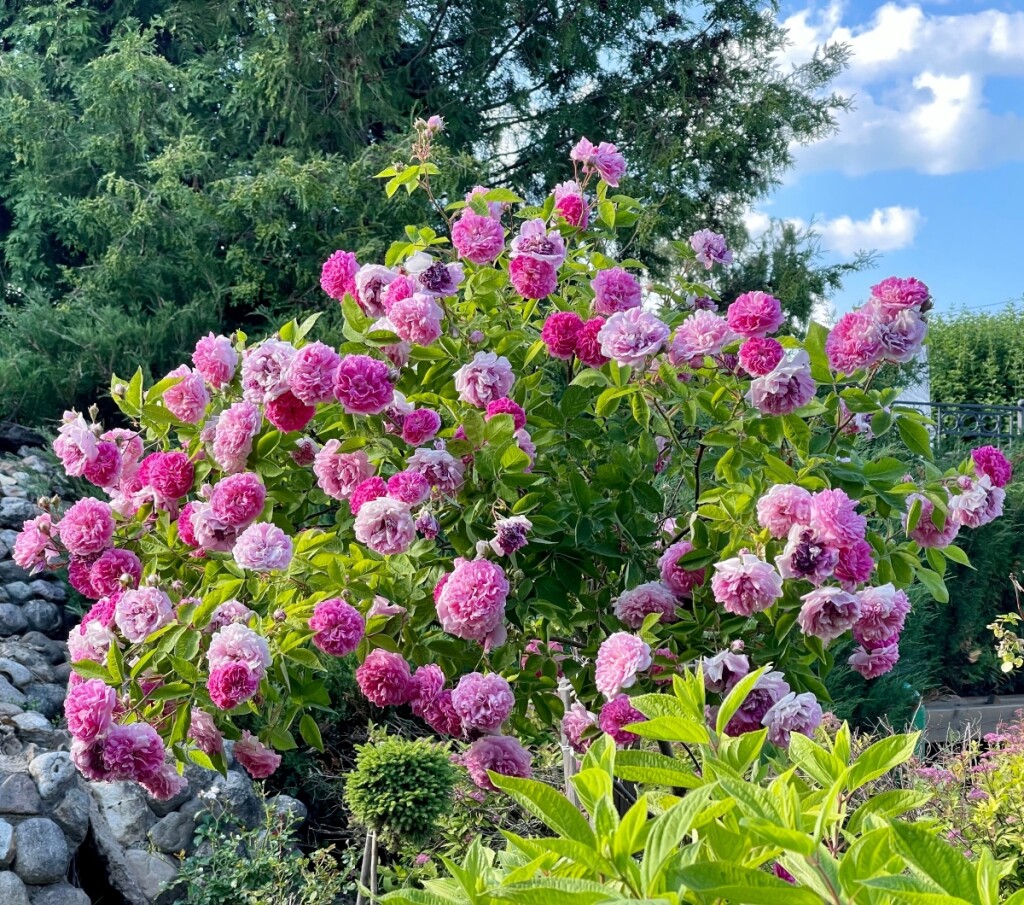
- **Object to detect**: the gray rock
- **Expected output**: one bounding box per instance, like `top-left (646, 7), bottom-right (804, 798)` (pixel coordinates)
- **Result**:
top-left (211, 769), bottom-right (261, 828)
top-left (124, 849), bottom-right (179, 904)
top-left (19, 635), bottom-right (65, 666)
top-left (23, 685), bottom-right (65, 721)
top-left (0, 818), bottom-right (14, 868)
top-left (0, 606), bottom-right (28, 638)
top-left (0, 659), bottom-right (33, 689)
top-left (27, 883), bottom-right (90, 905)
top-left (29, 753), bottom-right (75, 800)
top-left (0, 677), bottom-right (28, 708)
top-left (0, 587), bottom-right (8, 604)
top-left (12, 712), bottom-right (58, 747)
top-left (89, 781), bottom-right (155, 847)
top-left (149, 809), bottom-right (196, 855)
top-left (27, 582), bottom-right (65, 604)
top-left (0, 562), bottom-right (31, 585)
top-left (268, 794), bottom-right (308, 825)
top-left (48, 787), bottom-right (90, 848)
top-left (22, 603), bottom-right (61, 637)
top-left (0, 773), bottom-right (42, 815)
top-left (0, 528), bottom-right (17, 547)
top-left (0, 871), bottom-right (30, 905)
top-left (4, 583), bottom-right (32, 605)
top-left (11, 818), bottom-right (69, 884)
top-left (0, 498), bottom-right (37, 530)
top-left (0, 703), bottom-right (23, 719)
top-left (51, 664), bottom-right (72, 686)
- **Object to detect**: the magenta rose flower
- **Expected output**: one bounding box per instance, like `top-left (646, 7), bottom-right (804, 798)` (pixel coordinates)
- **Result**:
top-left (613, 581), bottom-right (679, 629)
top-left (460, 735), bottom-right (531, 790)
top-left (193, 333), bottom-right (238, 389)
top-left (658, 540), bottom-right (707, 599)
top-left (451, 208), bottom-right (505, 264)
top-left (451, 672), bottom-right (515, 733)
top-left (797, 587), bottom-right (861, 643)
top-left (727, 291), bottom-right (784, 338)
top-left (595, 632), bottom-right (652, 698)
top-left (598, 694), bottom-right (645, 746)
top-left (711, 552), bottom-right (783, 616)
top-left (210, 472), bottom-right (267, 528)
top-left (356, 649), bottom-right (414, 707)
top-left (286, 341), bottom-right (340, 405)
top-left (435, 558), bottom-right (509, 648)
top-left (591, 267), bottom-right (642, 315)
top-left (333, 354), bottom-right (394, 415)
top-left (234, 730), bottom-right (282, 779)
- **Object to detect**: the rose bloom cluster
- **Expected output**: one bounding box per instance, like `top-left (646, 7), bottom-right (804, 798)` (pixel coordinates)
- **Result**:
top-left (16, 127), bottom-right (1013, 799)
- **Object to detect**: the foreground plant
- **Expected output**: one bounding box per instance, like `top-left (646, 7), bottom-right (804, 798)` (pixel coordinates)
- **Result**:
top-left (381, 669), bottom-right (1022, 904)
top-left (14, 118), bottom-right (1011, 795)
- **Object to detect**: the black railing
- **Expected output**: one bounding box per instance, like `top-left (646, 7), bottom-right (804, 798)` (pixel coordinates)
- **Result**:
top-left (894, 400), bottom-right (1024, 449)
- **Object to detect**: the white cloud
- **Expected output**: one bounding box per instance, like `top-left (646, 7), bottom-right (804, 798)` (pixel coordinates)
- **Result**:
top-left (781, 3), bottom-right (1024, 174)
top-left (817, 205), bottom-right (924, 255)
top-left (744, 205), bottom-right (923, 256)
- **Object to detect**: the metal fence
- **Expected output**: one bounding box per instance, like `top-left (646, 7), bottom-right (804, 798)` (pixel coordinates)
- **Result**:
top-left (894, 400), bottom-right (1024, 450)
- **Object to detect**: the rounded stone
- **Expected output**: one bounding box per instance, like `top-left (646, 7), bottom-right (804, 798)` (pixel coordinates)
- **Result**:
top-left (0, 773), bottom-right (42, 815)
top-left (268, 794), bottom-right (308, 825)
top-left (12, 712), bottom-right (58, 747)
top-left (0, 818), bottom-right (14, 868)
top-left (4, 583), bottom-right (32, 606)
top-left (123, 849), bottom-right (179, 903)
top-left (23, 685), bottom-right (66, 721)
top-left (89, 781), bottom-right (155, 848)
top-left (0, 562), bottom-right (31, 584)
top-left (29, 753), bottom-right (75, 801)
top-left (27, 883), bottom-right (90, 905)
top-left (148, 810), bottom-right (196, 855)
top-left (0, 871), bottom-right (30, 905)
top-left (0, 498), bottom-right (38, 529)
top-left (0, 659), bottom-right (33, 689)
top-left (48, 787), bottom-right (90, 849)
top-left (27, 581), bottom-right (66, 604)
top-left (22, 602), bottom-right (61, 636)
top-left (12, 818), bottom-right (69, 885)
top-left (0, 605), bottom-right (28, 638)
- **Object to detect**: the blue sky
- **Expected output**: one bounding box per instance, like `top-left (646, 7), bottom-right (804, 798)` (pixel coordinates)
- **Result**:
top-left (752, 0), bottom-right (1024, 317)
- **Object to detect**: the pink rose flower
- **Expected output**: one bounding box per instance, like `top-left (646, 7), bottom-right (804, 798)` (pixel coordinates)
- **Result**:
top-left (541, 311), bottom-right (584, 360)
top-left (702, 648), bottom-right (750, 693)
top-left (776, 525), bottom-right (840, 585)
top-left (242, 338), bottom-right (296, 404)
top-left (574, 317), bottom-right (609, 367)
top-left (460, 735), bottom-right (531, 790)
top-left (53, 411), bottom-right (98, 477)
top-left (451, 672), bottom-right (515, 732)
top-left (208, 622), bottom-right (271, 674)
top-left (711, 552), bottom-right (783, 616)
top-left (455, 352), bottom-right (515, 408)
top-left (848, 640), bottom-right (900, 679)
top-left (727, 291), bottom-right (784, 338)
top-left (570, 137), bottom-right (626, 186)
top-left (756, 484), bottom-right (813, 539)
top-left (235, 730), bottom-right (283, 779)
top-left (406, 253), bottom-right (463, 297)
top-left (389, 293), bottom-right (444, 346)
top-left (724, 670), bottom-right (791, 736)
top-left (452, 208), bottom-right (505, 264)
top-left (163, 365), bottom-right (210, 424)
top-left (904, 492), bottom-right (959, 547)
top-left (762, 691), bottom-right (823, 747)
top-left (553, 180), bottom-right (589, 228)
top-left (869, 276), bottom-right (930, 315)
top-left (797, 587), bottom-right (861, 642)
top-left (57, 497), bottom-right (115, 557)
top-left (114, 586), bottom-right (174, 643)
top-left (485, 398), bottom-right (527, 431)
top-left (834, 539), bottom-right (875, 590)
top-left (320, 250), bottom-right (359, 301)
top-left (401, 408), bottom-right (442, 446)
top-left (103, 722), bottom-right (166, 781)
top-left (597, 308), bottom-right (669, 367)
top-left (852, 583), bottom-right (910, 646)
top-left (739, 337), bottom-right (785, 376)
top-left (872, 303), bottom-right (927, 364)
top-left (591, 267), bottom-right (642, 316)
top-left (212, 401), bottom-right (262, 474)
top-left (689, 229), bottom-right (732, 269)
top-left (356, 649), bottom-right (414, 707)
top-left (142, 762), bottom-right (189, 801)
top-left (407, 447), bottom-right (465, 495)
top-left (435, 558), bottom-right (510, 648)
top-left (349, 477), bottom-right (387, 516)
top-left (668, 310), bottom-right (735, 367)
top-left (188, 709), bottom-right (224, 756)
top-left (68, 620), bottom-right (116, 664)
top-left (613, 581), bottom-right (679, 629)
top-left (353, 497), bottom-right (416, 555)
top-left (13, 514), bottom-right (60, 574)
top-left (233, 522), bottom-right (293, 572)
top-left (207, 663), bottom-right (261, 710)
top-left (210, 472), bottom-right (266, 528)
top-left (599, 695), bottom-right (645, 745)
top-left (193, 333), bottom-right (238, 389)
top-left (355, 264), bottom-right (398, 317)
top-left (409, 663), bottom-right (445, 718)
top-left (508, 254), bottom-right (557, 299)
top-left (595, 632), bottom-right (652, 698)
top-left (950, 475), bottom-right (1004, 529)
top-left (563, 702), bottom-right (597, 753)
top-left (314, 442), bottom-right (374, 500)
top-left (83, 441), bottom-right (123, 488)
top-left (658, 540), bottom-right (707, 599)
top-left (386, 470), bottom-right (431, 506)
top-left (809, 487), bottom-right (867, 550)
top-left (826, 310), bottom-right (882, 374)
top-left (89, 548), bottom-right (142, 597)
top-left (286, 341), bottom-right (340, 405)
top-left (746, 349), bottom-right (816, 415)
top-left (490, 515), bottom-right (531, 557)
top-left (382, 274), bottom-right (416, 313)
top-left (972, 446), bottom-right (1012, 488)
top-left (187, 502), bottom-right (237, 553)
top-left (65, 678), bottom-right (117, 743)
top-left (206, 600), bottom-right (255, 634)
top-left (333, 355), bottom-right (394, 415)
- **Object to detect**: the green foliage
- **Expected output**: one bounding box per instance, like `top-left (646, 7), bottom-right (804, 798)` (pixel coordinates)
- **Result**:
top-left (174, 801), bottom-right (355, 905)
top-left (928, 304), bottom-right (1024, 405)
top-left (345, 732), bottom-right (456, 847)
top-left (381, 670), bottom-right (1020, 904)
top-left (0, 0), bottom-right (850, 423)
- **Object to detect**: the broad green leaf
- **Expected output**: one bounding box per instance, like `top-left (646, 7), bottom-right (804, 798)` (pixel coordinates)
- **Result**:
top-left (889, 821), bottom-right (981, 903)
top-left (676, 863), bottom-right (823, 905)
top-left (847, 788), bottom-right (932, 835)
top-left (624, 715), bottom-right (710, 744)
top-left (490, 773), bottom-right (596, 846)
top-left (613, 750), bottom-right (703, 789)
top-left (897, 416), bottom-right (933, 459)
top-left (716, 666), bottom-right (768, 737)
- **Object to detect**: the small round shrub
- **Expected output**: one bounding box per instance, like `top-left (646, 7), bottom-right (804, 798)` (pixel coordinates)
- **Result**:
top-left (345, 733), bottom-right (456, 847)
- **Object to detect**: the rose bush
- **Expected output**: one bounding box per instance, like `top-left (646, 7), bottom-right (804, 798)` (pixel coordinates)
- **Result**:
top-left (15, 119), bottom-right (1010, 794)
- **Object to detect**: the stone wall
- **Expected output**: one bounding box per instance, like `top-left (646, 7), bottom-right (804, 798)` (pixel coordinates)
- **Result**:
top-left (0, 445), bottom-right (294, 905)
